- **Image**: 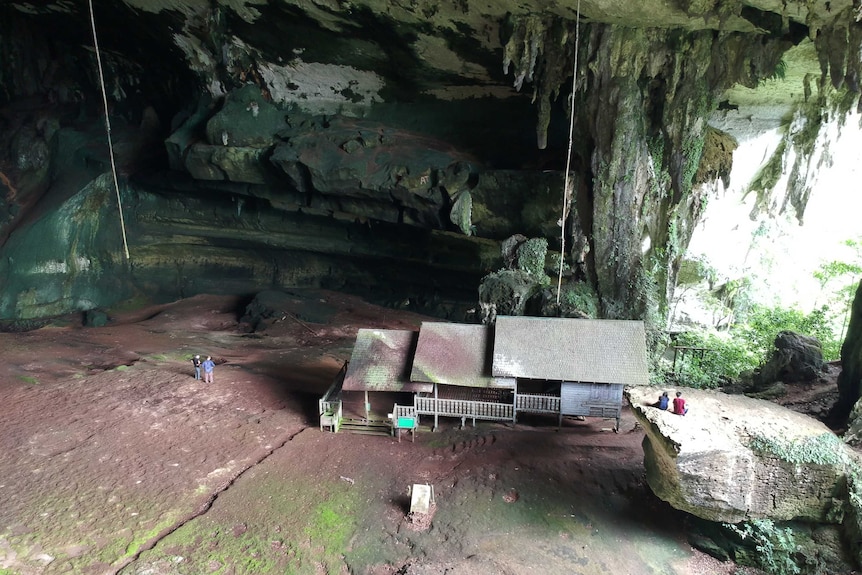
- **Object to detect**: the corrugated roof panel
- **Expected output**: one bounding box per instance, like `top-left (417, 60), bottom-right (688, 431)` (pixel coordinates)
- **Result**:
top-left (341, 329), bottom-right (432, 392)
top-left (492, 316), bottom-right (649, 385)
top-left (410, 322), bottom-right (497, 388)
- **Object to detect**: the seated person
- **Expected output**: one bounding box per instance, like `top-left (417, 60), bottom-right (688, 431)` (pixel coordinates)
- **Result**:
top-left (653, 391), bottom-right (670, 410)
top-left (672, 391), bottom-right (689, 415)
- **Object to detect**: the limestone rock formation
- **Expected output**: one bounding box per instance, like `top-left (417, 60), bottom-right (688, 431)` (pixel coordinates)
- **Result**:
top-left (750, 330), bottom-right (825, 389)
top-left (626, 385), bottom-right (857, 523)
top-left (837, 282), bottom-right (862, 419)
top-left (842, 397), bottom-right (862, 446)
top-left (0, 1), bottom-right (859, 323)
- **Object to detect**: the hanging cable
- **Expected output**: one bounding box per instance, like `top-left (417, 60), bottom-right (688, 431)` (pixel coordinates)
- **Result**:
top-left (87, 0), bottom-right (131, 261)
top-left (556, 0), bottom-right (581, 305)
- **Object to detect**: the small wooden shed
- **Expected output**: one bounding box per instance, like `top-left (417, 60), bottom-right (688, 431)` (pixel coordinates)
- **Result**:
top-left (493, 316), bottom-right (650, 428)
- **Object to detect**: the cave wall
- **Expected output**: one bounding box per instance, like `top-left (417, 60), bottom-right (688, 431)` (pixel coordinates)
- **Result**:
top-left (0, 0), bottom-right (860, 326)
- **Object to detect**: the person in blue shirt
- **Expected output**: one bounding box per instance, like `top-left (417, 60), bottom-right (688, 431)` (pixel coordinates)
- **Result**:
top-left (202, 356), bottom-right (215, 384)
top-left (654, 391), bottom-right (670, 410)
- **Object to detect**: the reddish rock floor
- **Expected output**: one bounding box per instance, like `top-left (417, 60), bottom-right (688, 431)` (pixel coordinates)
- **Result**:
top-left (0, 291), bottom-right (784, 574)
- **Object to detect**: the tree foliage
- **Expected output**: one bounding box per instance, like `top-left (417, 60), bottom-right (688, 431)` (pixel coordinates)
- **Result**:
top-left (666, 303), bottom-right (840, 388)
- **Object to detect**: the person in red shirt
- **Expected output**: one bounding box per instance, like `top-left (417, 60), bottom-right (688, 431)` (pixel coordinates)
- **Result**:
top-left (672, 391), bottom-right (688, 415)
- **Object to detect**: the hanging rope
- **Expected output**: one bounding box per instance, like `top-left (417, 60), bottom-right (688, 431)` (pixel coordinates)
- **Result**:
top-left (556, 0), bottom-right (581, 305)
top-left (87, 0), bottom-right (131, 261)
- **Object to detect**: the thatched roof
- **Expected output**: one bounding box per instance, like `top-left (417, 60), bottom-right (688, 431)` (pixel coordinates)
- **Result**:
top-left (410, 322), bottom-right (499, 388)
top-left (492, 316), bottom-right (649, 385)
top-left (341, 329), bottom-right (432, 392)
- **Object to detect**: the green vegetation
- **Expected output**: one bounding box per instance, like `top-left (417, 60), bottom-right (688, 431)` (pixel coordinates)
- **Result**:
top-left (17, 375), bottom-right (38, 385)
top-left (813, 238), bottom-right (862, 341)
top-left (667, 329), bottom-right (758, 388)
top-left (768, 57), bottom-right (788, 81)
top-left (515, 238), bottom-right (548, 277)
top-left (666, 302), bottom-right (840, 388)
top-left (725, 519), bottom-right (800, 575)
top-left (557, 282), bottom-right (599, 318)
top-left (546, 252), bottom-right (569, 275)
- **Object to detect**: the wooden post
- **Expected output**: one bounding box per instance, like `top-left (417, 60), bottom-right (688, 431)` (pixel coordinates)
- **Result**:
top-left (434, 383), bottom-right (439, 432)
top-left (513, 380), bottom-right (518, 426)
top-left (364, 390), bottom-right (370, 422)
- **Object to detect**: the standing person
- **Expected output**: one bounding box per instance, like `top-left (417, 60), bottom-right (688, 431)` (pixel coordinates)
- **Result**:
top-left (191, 354), bottom-right (202, 380)
top-left (202, 356), bottom-right (215, 384)
top-left (673, 391), bottom-right (689, 415)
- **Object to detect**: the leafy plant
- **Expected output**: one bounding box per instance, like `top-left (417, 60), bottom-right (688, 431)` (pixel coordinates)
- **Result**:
top-left (813, 239), bottom-right (862, 341)
top-left (558, 282), bottom-right (598, 318)
top-left (724, 519), bottom-right (800, 575)
top-left (667, 329), bottom-right (758, 388)
top-left (737, 303), bottom-right (840, 361)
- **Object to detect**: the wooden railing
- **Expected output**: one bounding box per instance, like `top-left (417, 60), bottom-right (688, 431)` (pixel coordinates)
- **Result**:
top-left (516, 393), bottom-right (561, 414)
top-left (415, 397), bottom-right (514, 422)
top-left (319, 400), bottom-right (342, 432)
top-left (319, 361), bottom-right (348, 432)
top-left (391, 404), bottom-right (418, 442)
top-left (393, 404), bottom-right (418, 422)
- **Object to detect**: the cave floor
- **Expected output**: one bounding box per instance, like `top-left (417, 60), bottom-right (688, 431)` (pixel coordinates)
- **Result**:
top-left (0, 291), bottom-right (772, 575)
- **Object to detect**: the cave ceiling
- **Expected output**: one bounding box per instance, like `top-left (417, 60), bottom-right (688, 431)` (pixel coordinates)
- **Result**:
top-left (0, 0), bottom-right (859, 323)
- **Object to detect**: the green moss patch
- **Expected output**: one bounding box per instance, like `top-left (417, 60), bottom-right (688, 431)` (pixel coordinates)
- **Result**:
top-left (128, 475), bottom-right (368, 575)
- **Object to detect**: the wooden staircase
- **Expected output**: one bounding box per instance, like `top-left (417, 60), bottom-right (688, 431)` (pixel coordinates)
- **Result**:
top-left (338, 418), bottom-right (392, 436)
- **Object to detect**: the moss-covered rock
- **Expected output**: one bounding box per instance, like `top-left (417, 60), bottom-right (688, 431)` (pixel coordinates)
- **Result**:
top-left (478, 269), bottom-right (544, 323)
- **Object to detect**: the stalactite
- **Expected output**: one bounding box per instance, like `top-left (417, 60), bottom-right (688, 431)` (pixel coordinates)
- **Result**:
top-left (502, 15), bottom-right (577, 149)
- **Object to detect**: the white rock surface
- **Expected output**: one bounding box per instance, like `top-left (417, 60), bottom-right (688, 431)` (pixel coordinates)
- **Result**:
top-left (626, 386), bottom-right (858, 523)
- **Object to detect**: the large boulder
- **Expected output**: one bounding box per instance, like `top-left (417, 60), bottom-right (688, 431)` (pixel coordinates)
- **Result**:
top-left (626, 386), bottom-right (858, 524)
top-left (750, 330), bottom-right (824, 389)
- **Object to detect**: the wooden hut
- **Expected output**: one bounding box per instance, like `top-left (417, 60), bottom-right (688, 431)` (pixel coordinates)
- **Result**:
top-left (493, 316), bottom-right (650, 429)
top-left (321, 317), bottom-right (650, 434)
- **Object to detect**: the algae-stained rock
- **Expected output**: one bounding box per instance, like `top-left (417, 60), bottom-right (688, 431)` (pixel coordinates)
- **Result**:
top-left (0, 173), bottom-right (131, 320)
top-left (478, 269), bottom-right (544, 324)
top-left (271, 119), bottom-right (471, 203)
top-left (470, 170), bottom-right (562, 240)
top-left (843, 397), bottom-right (862, 446)
top-left (626, 386), bottom-right (855, 523)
